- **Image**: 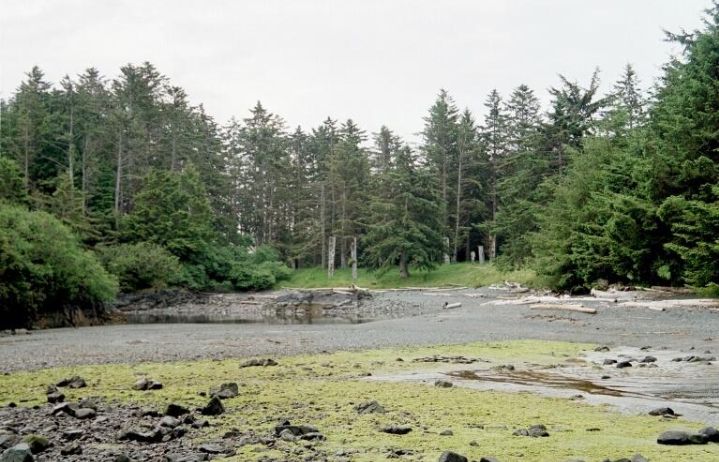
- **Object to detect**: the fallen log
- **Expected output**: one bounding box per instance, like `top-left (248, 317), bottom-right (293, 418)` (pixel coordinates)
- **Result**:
top-left (530, 304), bottom-right (597, 314)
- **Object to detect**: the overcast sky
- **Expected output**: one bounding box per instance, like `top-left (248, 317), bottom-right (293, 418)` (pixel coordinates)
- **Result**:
top-left (0, 0), bottom-right (708, 142)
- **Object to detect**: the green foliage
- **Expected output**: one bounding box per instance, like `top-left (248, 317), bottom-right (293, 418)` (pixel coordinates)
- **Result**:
top-left (97, 242), bottom-right (181, 292)
top-left (0, 203), bottom-right (117, 328)
top-left (0, 157), bottom-right (28, 205)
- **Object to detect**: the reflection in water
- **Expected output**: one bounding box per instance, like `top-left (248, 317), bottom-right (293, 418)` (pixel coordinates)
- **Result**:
top-left (125, 303), bottom-right (368, 325)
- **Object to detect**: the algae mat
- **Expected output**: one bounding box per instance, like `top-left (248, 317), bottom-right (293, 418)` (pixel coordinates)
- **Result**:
top-left (1, 340), bottom-right (717, 461)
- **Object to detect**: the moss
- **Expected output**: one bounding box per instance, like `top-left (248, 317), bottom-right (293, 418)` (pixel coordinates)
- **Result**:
top-left (1, 340), bottom-right (717, 461)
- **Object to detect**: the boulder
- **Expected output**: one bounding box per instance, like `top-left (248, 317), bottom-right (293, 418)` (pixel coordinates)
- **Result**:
top-left (210, 383), bottom-right (239, 400)
top-left (434, 380), bottom-right (453, 388)
top-left (19, 436), bottom-right (48, 454)
top-left (165, 404), bottom-right (190, 417)
top-left (56, 376), bottom-right (86, 389)
top-left (73, 408), bottom-right (96, 420)
top-left (239, 358), bottom-right (278, 368)
top-left (354, 400), bottom-right (385, 414)
top-left (60, 444), bottom-right (82, 456)
top-left (648, 407), bottom-right (674, 416)
top-left (528, 424), bottom-right (550, 437)
top-left (657, 430), bottom-right (707, 445)
top-left (380, 425), bottom-right (412, 435)
top-left (200, 397), bottom-right (224, 416)
top-left (160, 416), bottom-right (181, 428)
top-left (118, 428), bottom-right (162, 443)
top-left (132, 378), bottom-right (162, 391)
top-left (437, 451), bottom-right (468, 462)
top-left (0, 443), bottom-right (34, 462)
top-left (699, 426), bottom-right (719, 443)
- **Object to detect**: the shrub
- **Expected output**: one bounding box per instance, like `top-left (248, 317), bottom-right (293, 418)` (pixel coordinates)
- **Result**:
top-left (97, 242), bottom-right (182, 292)
top-left (0, 203), bottom-right (118, 328)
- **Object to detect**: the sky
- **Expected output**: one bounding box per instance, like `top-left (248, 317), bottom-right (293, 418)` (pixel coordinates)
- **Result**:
top-left (0, 0), bottom-right (709, 142)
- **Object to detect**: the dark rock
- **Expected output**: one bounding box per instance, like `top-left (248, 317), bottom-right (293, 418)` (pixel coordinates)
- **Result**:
top-left (56, 376), bottom-right (86, 389)
top-left (354, 400), bottom-right (385, 414)
top-left (46, 392), bottom-right (64, 404)
top-left (602, 359), bottom-right (617, 365)
top-left (61, 429), bottom-right (83, 441)
top-left (594, 346), bottom-right (610, 352)
top-left (197, 443), bottom-right (225, 454)
top-left (60, 444), bottom-right (82, 456)
top-left (616, 361), bottom-right (632, 369)
top-left (527, 424), bottom-right (549, 437)
top-left (648, 407), bottom-right (674, 416)
top-left (437, 451), bottom-right (468, 462)
top-left (20, 436), bottom-right (49, 454)
top-left (0, 443), bottom-right (34, 462)
top-left (274, 421), bottom-right (321, 437)
top-left (191, 420), bottom-right (209, 429)
top-left (210, 382), bottom-right (239, 400)
top-left (51, 402), bottom-right (78, 417)
top-left (200, 397), bottom-right (224, 416)
top-left (239, 358), bottom-right (278, 368)
top-left (640, 356), bottom-right (657, 363)
top-left (133, 378), bottom-right (163, 391)
top-left (165, 404), bottom-right (190, 417)
top-left (434, 380), bottom-right (453, 388)
top-left (114, 454), bottom-right (134, 462)
top-left (439, 429), bottom-right (453, 436)
top-left (699, 426), bottom-right (719, 443)
top-left (119, 428), bottom-right (162, 443)
top-left (480, 458), bottom-right (501, 462)
top-left (657, 430), bottom-right (707, 445)
top-left (601, 375), bottom-right (611, 379)
top-left (380, 425), bottom-right (412, 435)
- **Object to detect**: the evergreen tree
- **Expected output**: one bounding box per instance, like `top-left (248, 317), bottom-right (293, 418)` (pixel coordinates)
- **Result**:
top-left (363, 144), bottom-right (443, 277)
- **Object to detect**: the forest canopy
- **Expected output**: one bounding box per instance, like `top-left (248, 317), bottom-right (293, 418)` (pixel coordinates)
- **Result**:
top-left (2, 3), bottom-right (719, 327)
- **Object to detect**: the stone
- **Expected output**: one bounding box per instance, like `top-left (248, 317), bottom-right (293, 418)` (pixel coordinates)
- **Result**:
top-left (631, 455), bottom-right (648, 462)
top-left (699, 426), bottom-right (719, 443)
top-left (160, 416), bottom-right (181, 428)
top-left (0, 435), bottom-right (20, 450)
top-left (200, 397), bottom-right (224, 416)
top-left (354, 400), bottom-right (385, 414)
top-left (528, 424), bottom-right (550, 437)
top-left (73, 408), bottom-right (96, 419)
top-left (594, 346), bottom-right (610, 352)
top-left (616, 361), bottom-right (632, 369)
top-left (20, 436), bottom-right (48, 454)
top-left (480, 458), bottom-right (501, 462)
top-left (274, 421), bottom-right (321, 437)
top-left (56, 376), bottom-right (86, 389)
top-left (434, 380), bottom-right (453, 388)
top-left (114, 454), bottom-right (133, 462)
top-left (197, 443), bottom-right (225, 454)
top-left (119, 428), bottom-right (162, 443)
top-left (0, 443), bottom-right (34, 462)
top-left (46, 391), bottom-right (64, 404)
top-left (439, 429), bottom-right (453, 436)
top-left (239, 358), bottom-right (278, 368)
top-left (165, 453), bottom-right (208, 462)
top-left (512, 428), bottom-right (529, 436)
top-left (210, 382), bottom-right (239, 400)
top-left (51, 402), bottom-right (78, 416)
top-left (61, 429), bottom-right (83, 441)
top-left (640, 356), bottom-right (657, 363)
top-left (657, 430), bottom-right (707, 445)
top-left (60, 444), bottom-right (82, 456)
top-left (165, 403), bottom-right (190, 417)
top-left (648, 407), bottom-right (674, 416)
top-left (602, 359), bottom-right (617, 365)
top-left (380, 425), bottom-right (412, 435)
top-left (437, 451), bottom-right (468, 462)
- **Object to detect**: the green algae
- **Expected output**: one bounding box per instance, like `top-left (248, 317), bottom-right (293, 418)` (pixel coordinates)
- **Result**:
top-left (1, 339), bottom-right (717, 461)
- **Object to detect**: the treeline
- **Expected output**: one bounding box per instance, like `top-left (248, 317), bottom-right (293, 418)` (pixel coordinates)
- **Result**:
top-left (2, 5), bottom-right (719, 326)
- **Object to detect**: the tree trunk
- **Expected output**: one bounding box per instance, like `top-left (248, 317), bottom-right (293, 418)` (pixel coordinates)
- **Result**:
top-left (320, 183), bottom-right (326, 267)
top-left (67, 106), bottom-right (74, 185)
top-left (114, 130), bottom-right (123, 224)
top-left (327, 235), bottom-right (336, 278)
top-left (23, 123), bottom-right (30, 191)
top-left (81, 136), bottom-right (89, 214)
top-left (453, 144), bottom-right (463, 262)
top-left (351, 237), bottom-right (358, 282)
top-left (399, 250), bottom-right (409, 278)
top-left (340, 189), bottom-right (347, 269)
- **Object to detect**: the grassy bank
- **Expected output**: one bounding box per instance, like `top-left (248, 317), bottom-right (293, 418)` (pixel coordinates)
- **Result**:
top-left (3, 340), bottom-right (716, 461)
top-left (285, 262), bottom-right (543, 289)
